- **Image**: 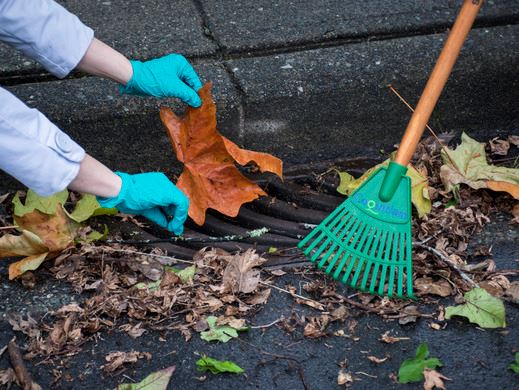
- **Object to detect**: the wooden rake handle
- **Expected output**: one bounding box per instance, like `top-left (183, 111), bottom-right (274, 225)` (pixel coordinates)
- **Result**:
top-left (394, 0), bottom-right (483, 166)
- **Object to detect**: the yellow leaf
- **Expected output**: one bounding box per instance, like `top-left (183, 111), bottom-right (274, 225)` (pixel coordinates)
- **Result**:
top-left (440, 132), bottom-right (519, 199)
top-left (8, 252), bottom-right (49, 280)
top-left (0, 230), bottom-right (47, 257)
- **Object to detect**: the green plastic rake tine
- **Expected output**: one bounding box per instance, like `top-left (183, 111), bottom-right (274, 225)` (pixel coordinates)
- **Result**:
top-left (376, 231), bottom-right (394, 296)
top-left (368, 231), bottom-right (388, 292)
top-left (328, 218), bottom-right (362, 280)
top-left (310, 211), bottom-right (356, 262)
top-left (298, 203), bottom-right (347, 248)
top-left (386, 233), bottom-right (399, 298)
top-left (360, 229), bottom-right (387, 290)
top-left (406, 232), bottom-right (414, 298)
top-left (303, 208), bottom-right (350, 257)
top-left (323, 247), bottom-right (344, 272)
top-left (397, 233), bottom-right (405, 297)
top-left (349, 228), bottom-right (378, 287)
top-left (340, 224), bottom-right (370, 284)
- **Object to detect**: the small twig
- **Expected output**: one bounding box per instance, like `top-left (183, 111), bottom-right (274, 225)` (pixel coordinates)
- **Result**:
top-left (100, 247), bottom-right (197, 266)
top-left (8, 338), bottom-right (42, 390)
top-left (414, 242), bottom-right (478, 288)
top-left (0, 225), bottom-right (17, 230)
top-left (355, 371), bottom-right (377, 378)
top-left (238, 339), bottom-right (309, 390)
top-left (0, 344), bottom-right (7, 358)
top-left (259, 281), bottom-right (324, 308)
top-left (387, 84), bottom-right (461, 172)
top-left (250, 318), bottom-right (283, 329)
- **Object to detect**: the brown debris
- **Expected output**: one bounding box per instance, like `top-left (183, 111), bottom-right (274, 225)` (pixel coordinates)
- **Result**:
top-left (8, 338), bottom-right (42, 390)
top-left (101, 351), bottom-right (152, 373)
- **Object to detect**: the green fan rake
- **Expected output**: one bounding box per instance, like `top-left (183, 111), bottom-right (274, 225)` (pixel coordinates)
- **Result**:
top-left (298, 0), bottom-right (483, 299)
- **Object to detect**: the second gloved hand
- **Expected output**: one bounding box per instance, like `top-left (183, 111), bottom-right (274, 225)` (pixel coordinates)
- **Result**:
top-left (97, 172), bottom-right (189, 235)
top-left (120, 53), bottom-right (203, 107)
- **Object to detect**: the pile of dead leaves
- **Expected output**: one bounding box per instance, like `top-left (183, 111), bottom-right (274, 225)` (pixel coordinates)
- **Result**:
top-left (7, 246), bottom-right (272, 360)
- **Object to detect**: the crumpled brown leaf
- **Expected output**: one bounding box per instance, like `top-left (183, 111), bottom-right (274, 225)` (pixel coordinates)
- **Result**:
top-left (101, 351), bottom-right (152, 373)
top-left (423, 368), bottom-right (450, 390)
top-left (160, 82), bottom-right (283, 225)
top-left (414, 277), bottom-right (453, 297)
top-left (221, 249), bottom-right (266, 293)
top-left (0, 368), bottom-right (19, 387)
top-left (303, 315), bottom-right (330, 338)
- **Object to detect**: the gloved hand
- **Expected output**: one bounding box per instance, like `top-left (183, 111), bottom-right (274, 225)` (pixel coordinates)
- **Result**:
top-left (97, 172), bottom-right (189, 235)
top-left (119, 53), bottom-right (203, 107)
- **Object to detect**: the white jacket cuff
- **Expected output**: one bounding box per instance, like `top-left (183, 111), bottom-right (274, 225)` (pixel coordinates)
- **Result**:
top-left (0, 87), bottom-right (85, 196)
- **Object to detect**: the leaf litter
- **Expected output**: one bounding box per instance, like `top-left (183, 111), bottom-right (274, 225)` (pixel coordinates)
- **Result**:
top-left (0, 131), bottom-right (518, 386)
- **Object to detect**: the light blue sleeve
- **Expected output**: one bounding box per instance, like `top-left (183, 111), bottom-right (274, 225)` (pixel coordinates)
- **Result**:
top-left (0, 87), bottom-right (86, 196)
top-left (0, 0), bottom-right (94, 78)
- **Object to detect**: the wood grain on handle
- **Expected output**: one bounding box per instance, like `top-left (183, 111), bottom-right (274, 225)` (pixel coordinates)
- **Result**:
top-left (394, 0), bottom-right (483, 166)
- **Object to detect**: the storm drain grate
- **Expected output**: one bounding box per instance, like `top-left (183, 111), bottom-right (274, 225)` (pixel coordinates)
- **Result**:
top-left (112, 158), bottom-right (379, 268)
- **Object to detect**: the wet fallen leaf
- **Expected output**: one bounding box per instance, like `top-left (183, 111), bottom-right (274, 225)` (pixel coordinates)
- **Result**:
top-left (423, 368), bottom-right (450, 390)
top-left (245, 288), bottom-right (271, 305)
top-left (120, 323), bottom-right (146, 339)
top-left (505, 282), bottom-right (519, 303)
top-left (160, 82), bottom-right (283, 225)
top-left (337, 369), bottom-right (353, 386)
top-left (398, 343), bottom-right (442, 384)
top-left (270, 269), bottom-right (286, 276)
top-left (380, 331), bottom-right (410, 344)
top-left (169, 265), bottom-right (197, 284)
top-left (509, 352), bottom-right (519, 374)
top-left (221, 249), bottom-right (266, 294)
top-left (0, 368), bottom-right (19, 387)
top-left (440, 132), bottom-right (519, 199)
top-left (116, 365), bottom-right (175, 390)
top-left (199, 315), bottom-right (248, 343)
top-left (303, 315), bottom-right (329, 338)
top-left (102, 351), bottom-right (152, 373)
top-left (196, 356), bottom-right (244, 374)
top-left (1, 190), bottom-right (105, 279)
top-left (489, 138), bottom-right (510, 156)
top-left (445, 287), bottom-right (506, 328)
top-left (399, 305), bottom-right (421, 325)
top-left (414, 277), bottom-right (453, 297)
top-left (367, 355), bottom-right (389, 364)
top-left (511, 203), bottom-right (519, 223)
top-left (337, 158), bottom-right (431, 217)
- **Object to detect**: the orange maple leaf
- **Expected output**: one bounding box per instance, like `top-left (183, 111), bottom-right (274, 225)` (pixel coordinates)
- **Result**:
top-left (160, 82), bottom-right (283, 225)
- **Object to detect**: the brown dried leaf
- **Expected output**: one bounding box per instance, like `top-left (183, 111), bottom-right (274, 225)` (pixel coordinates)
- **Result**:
top-left (489, 138), bottom-right (510, 156)
top-left (337, 369), bottom-right (353, 386)
top-left (221, 249), bottom-right (266, 293)
top-left (414, 277), bottom-right (453, 297)
top-left (367, 355), bottom-right (389, 364)
top-left (0, 368), bottom-right (19, 387)
top-left (379, 331), bottom-right (410, 344)
top-left (160, 83), bottom-right (283, 225)
top-left (101, 351), bottom-right (152, 373)
top-left (245, 288), bottom-right (271, 305)
top-left (303, 315), bottom-right (329, 338)
top-left (423, 368), bottom-right (450, 390)
top-left (505, 281), bottom-right (519, 303)
top-left (120, 323), bottom-right (146, 339)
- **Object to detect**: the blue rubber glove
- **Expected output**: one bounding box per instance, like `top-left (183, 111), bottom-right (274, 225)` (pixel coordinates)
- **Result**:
top-left (97, 172), bottom-right (189, 235)
top-left (120, 53), bottom-right (203, 107)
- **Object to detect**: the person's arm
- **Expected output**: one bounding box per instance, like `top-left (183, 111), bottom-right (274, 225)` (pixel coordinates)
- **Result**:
top-left (0, 0), bottom-right (195, 234)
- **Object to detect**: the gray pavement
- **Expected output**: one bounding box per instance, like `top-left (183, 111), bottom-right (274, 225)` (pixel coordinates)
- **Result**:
top-left (1, 1), bottom-right (518, 179)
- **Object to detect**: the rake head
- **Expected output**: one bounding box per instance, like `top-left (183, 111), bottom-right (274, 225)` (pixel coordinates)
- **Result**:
top-left (298, 166), bottom-right (414, 299)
